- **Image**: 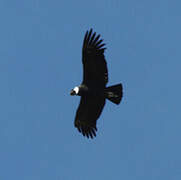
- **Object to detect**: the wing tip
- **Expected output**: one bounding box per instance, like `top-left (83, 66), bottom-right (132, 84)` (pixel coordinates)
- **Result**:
top-left (75, 122), bottom-right (97, 139)
top-left (83, 28), bottom-right (106, 52)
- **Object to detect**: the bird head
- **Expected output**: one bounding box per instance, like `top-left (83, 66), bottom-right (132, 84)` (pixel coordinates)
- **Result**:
top-left (70, 86), bottom-right (79, 96)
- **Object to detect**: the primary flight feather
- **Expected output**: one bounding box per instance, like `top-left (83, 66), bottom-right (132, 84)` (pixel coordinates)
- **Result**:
top-left (70, 29), bottom-right (123, 139)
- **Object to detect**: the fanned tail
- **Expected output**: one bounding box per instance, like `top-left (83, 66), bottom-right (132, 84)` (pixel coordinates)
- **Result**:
top-left (105, 83), bottom-right (123, 105)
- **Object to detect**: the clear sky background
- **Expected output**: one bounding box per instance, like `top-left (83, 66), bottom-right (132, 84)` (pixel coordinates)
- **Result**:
top-left (0, 0), bottom-right (181, 179)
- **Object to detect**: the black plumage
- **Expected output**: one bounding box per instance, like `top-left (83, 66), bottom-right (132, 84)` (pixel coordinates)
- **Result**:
top-left (70, 29), bottom-right (123, 139)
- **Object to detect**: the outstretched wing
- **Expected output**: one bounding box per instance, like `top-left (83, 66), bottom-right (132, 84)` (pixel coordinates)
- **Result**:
top-left (74, 96), bottom-right (105, 139)
top-left (82, 29), bottom-right (108, 87)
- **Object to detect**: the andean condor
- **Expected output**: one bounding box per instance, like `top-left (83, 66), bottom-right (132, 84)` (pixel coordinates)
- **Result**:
top-left (70, 29), bottom-right (123, 139)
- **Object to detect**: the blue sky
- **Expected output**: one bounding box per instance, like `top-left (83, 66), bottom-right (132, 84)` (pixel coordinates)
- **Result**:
top-left (0, 0), bottom-right (181, 179)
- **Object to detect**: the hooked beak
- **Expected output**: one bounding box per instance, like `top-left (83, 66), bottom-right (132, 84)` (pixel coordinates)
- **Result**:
top-left (70, 89), bottom-right (76, 96)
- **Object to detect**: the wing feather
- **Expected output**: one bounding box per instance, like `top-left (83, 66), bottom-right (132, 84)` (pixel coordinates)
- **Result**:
top-left (82, 29), bottom-right (108, 87)
top-left (92, 34), bottom-right (100, 45)
top-left (74, 96), bottom-right (105, 139)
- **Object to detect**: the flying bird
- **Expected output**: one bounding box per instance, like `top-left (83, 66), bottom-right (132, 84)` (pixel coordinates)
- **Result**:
top-left (70, 29), bottom-right (123, 139)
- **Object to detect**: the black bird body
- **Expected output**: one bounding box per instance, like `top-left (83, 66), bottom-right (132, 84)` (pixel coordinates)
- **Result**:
top-left (70, 29), bottom-right (123, 139)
